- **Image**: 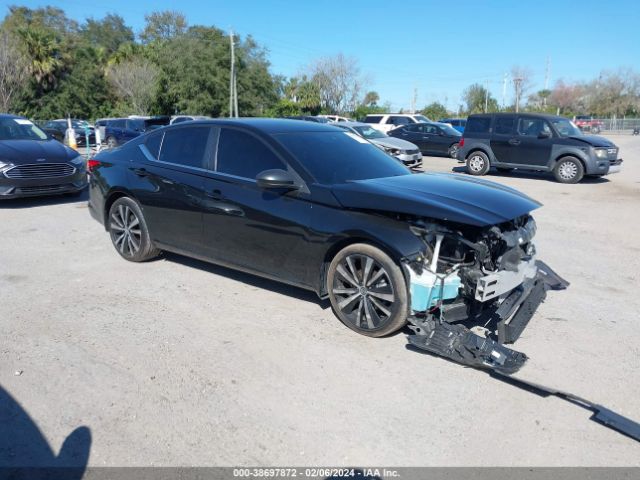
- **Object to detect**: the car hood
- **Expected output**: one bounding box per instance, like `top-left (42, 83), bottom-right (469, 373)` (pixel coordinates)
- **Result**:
top-left (369, 137), bottom-right (419, 151)
top-left (331, 172), bottom-right (541, 227)
top-left (568, 135), bottom-right (615, 148)
top-left (0, 140), bottom-right (77, 164)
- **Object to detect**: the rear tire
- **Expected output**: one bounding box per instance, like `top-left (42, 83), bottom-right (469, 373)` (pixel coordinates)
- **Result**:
top-left (108, 197), bottom-right (160, 262)
top-left (553, 157), bottom-right (584, 184)
top-left (327, 243), bottom-right (408, 337)
top-left (466, 151), bottom-right (490, 176)
top-left (106, 136), bottom-right (118, 149)
top-left (448, 143), bottom-right (459, 159)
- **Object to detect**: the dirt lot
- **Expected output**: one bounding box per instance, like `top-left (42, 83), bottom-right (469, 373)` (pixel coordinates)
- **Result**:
top-left (1, 135), bottom-right (639, 467)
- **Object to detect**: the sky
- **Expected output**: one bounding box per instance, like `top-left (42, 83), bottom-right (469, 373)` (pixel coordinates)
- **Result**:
top-left (5, 0), bottom-right (640, 111)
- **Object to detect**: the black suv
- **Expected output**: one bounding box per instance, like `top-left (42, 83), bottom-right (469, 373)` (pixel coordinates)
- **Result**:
top-left (457, 113), bottom-right (623, 183)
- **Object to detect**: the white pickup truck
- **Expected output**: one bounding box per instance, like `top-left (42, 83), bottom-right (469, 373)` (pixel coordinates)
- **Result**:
top-left (364, 113), bottom-right (431, 133)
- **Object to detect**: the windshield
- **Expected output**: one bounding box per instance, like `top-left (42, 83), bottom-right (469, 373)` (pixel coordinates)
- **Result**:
top-left (352, 125), bottom-right (386, 139)
top-left (275, 131), bottom-right (410, 184)
top-left (0, 118), bottom-right (48, 141)
top-left (414, 115), bottom-right (430, 122)
top-left (551, 118), bottom-right (582, 137)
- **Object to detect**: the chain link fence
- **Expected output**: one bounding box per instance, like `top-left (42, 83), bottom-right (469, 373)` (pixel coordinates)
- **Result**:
top-left (575, 117), bottom-right (640, 134)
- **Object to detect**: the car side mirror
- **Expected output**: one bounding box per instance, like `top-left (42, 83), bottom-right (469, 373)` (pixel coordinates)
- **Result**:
top-left (538, 131), bottom-right (551, 139)
top-left (256, 169), bottom-right (298, 190)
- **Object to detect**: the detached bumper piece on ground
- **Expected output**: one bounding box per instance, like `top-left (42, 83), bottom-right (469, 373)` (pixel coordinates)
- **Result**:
top-left (404, 213), bottom-right (569, 374)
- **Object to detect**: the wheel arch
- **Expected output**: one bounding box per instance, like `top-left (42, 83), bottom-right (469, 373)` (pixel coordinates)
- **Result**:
top-left (552, 152), bottom-right (587, 171)
top-left (466, 147), bottom-right (493, 163)
top-left (318, 235), bottom-right (411, 298)
top-left (103, 188), bottom-right (138, 231)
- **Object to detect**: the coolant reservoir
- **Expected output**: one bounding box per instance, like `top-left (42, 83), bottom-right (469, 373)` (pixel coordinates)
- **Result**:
top-left (409, 268), bottom-right (461, 312)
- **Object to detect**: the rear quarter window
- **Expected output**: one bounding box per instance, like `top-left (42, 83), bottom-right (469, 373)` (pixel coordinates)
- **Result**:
top-left (465, 117), bottom-right (492, 135)
top-left (364, 116), bottom-right (383, 123)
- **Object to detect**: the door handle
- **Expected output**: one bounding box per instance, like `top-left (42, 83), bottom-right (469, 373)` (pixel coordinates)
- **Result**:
top-left (508, 139), bottom-right (521, 146)
top-left (208, 201), bottom-right (244, 217)
top-left (132, 167), bottom-right (149, 177)
top-left (206, 189), bottom-right (223, 200)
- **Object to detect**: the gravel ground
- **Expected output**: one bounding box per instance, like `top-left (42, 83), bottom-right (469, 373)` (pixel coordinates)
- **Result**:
top-left (1, 135), bottom-right (639, 467)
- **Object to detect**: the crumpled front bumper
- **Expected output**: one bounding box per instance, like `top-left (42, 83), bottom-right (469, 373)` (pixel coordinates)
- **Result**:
top-left (407, 260), bottom-right (569, 374)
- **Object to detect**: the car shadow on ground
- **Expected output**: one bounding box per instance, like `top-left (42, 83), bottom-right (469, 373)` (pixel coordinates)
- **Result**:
top-left (450, 166), bottom-right (611, 184)
top-left (0, 384), bottom-right (91, 477)
top-left (162, 252), bottom-right (332, 310)
top-left (0, 189), bottom-right (88, 209)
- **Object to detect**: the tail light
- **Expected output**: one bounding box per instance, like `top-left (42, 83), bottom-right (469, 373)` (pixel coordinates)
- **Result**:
top-left (459, 137), bottom-right (465, 147)
top-left (87, 159), bottom-right (101, 173)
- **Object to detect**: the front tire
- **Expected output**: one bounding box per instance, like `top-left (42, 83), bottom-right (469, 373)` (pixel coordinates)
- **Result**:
top-left (327, 243), bottom-right (408, 337)
top-left (553, 157), bottom-right (584, 184)
top-left (466, 151), bottom-right (490, 176)
top-left (108, 197), bottom-right (160, 262)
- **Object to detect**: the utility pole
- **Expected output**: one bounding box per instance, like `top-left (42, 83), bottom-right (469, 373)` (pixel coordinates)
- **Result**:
top-left (543, 56), bottom-right (551, 108)
top-left (411, 86), bottom-right (417, 114)
top-left (502, 73), bottom-right (507, 110)
top-left (229, 29), bottom-right (238, 118)
top-left (484, 79), bottom-right (489, 113)
top-left (513, 76), bottom-right (523, 113)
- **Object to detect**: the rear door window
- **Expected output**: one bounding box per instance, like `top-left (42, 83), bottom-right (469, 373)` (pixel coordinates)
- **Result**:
top-left (144, 132), bottom-right (163, 159)
top-left (465, 117), bottom-right (492, 134)
top-left (216, 128), bottom-right (286, 179)
top-left (158, 126), bottom-right (212, 168)
top-left (494, 116), bottom-right (516, 135)
top-left (364, 116), bottom-right (382, 124)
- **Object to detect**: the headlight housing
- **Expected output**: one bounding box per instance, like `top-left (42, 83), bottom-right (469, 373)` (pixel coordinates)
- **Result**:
top-left (384, 147), bottom-right (400, 156)
top-left (0, 160), bottom-right (15, 173)
top-left (594, 148), bottom-right (608, 159)
top-left (70, 155), bottom-right (85, 166)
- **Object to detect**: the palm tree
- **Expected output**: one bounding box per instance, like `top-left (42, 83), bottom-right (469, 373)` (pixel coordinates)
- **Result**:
top-left (17, 27), bottom-right (63, 91)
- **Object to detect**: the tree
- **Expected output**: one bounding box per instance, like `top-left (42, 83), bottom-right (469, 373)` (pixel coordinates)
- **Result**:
top-left (549, 79), bottom-right (583, 115)
top-left (362, 91), bottom-right (379, 107)
top-left (140, 11), bottom-right (187, 43)
top-left (17, 26), bottom-right (66, 93)
top-left (511, 65), bottom-right (533, 113)
top-left (309, 53), bottom-right (365, 113)
top-left (420, 102), bottom-right (448, 120)
top-left (462, 83), bottom-right (498, 113)
top-left (107, 58), bottom-right (159, 115)
top-left (81, 14), bottom-right (134, 55)
top-left (0, 31), bottom-right (28, 112)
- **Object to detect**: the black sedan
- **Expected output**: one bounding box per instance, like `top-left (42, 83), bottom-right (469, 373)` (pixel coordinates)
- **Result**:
top-left (389, 121), bottom-right (462, 158)
top-left (40, 119), bottom-right (96, 147)
top-left (0, 115), bottom-right (88, 199)
top-left (88, 119), bottom-right (563, 360)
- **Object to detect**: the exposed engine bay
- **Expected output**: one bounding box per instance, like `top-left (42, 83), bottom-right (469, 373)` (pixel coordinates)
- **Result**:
top-left (403, 214), bottom-right (569, 374)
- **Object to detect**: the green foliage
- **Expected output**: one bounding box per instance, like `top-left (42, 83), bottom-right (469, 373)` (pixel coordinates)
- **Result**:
top-left (420, 102), bottom-right (449, 120)
top-left (267, 99), bottom-right (302, 117)
top-left (81, 14), bottom-right (134, 55)
top-left (462, 83), bottom-right (498, 114)
top-left (352, 103), bottom-right (386, 121)
top-left (1, 6), bottom-right (281, 121)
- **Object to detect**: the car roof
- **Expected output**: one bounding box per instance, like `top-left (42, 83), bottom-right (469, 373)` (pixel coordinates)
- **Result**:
top-left (365, 113), bottom-right (419, 117)
top-left (469, 112), bottom-right (567, 121)
top-left (335, 121), bottom-right (371, 128)
top-left (0, 113), bottom-right (23, 120)
top-left (177, 117), bottom-right (343, 134)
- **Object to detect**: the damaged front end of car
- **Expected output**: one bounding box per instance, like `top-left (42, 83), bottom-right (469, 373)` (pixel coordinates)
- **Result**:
top-left (402, 214), bottom-right (568, 374)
